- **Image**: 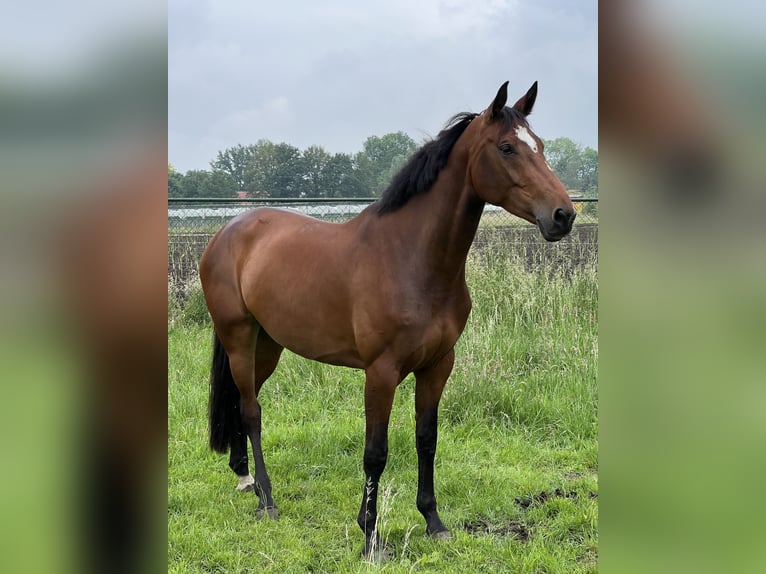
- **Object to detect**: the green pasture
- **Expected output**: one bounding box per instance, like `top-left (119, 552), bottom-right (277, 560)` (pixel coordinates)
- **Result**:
top-left (168, 250), bottom-right (598, 573)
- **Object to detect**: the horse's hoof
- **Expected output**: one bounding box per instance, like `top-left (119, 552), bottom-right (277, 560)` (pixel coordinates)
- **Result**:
top-left (236, 475), bottom-right (255, 492)
top-left (430, 529), bottom-right (452, 541)
top-left (256, 506), bottom-right (279, 520)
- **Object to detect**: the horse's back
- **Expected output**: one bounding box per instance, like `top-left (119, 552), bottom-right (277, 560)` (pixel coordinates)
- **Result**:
top-left (206, 206), bottom-right (320, 246)
top-left (203, 207), bottom-right (342, 271)
top-left (214, 206), bottom-right (358, 272)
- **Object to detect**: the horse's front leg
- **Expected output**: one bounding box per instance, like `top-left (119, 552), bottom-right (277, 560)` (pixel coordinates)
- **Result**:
top-left (414, 349), bottom-right (454, 539)
top-left (357, 361), bottom-right (398, 561)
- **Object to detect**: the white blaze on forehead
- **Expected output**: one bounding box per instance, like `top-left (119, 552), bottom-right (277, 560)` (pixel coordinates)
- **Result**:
top-left (514, 126), bottom-right (538, 153)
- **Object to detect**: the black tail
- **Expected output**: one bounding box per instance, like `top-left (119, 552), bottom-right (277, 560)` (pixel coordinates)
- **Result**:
top-left (208, 331), bottom-right (241, 453)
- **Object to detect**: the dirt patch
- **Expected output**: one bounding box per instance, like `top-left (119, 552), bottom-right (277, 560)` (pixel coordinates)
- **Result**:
top-left (462, 517), bottom-right (531, 542)
top-left (514, 489), bottom-right (597, 510)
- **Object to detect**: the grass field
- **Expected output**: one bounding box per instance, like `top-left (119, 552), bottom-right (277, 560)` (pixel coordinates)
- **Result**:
top-left (168, 250), bottom-right (598, 573)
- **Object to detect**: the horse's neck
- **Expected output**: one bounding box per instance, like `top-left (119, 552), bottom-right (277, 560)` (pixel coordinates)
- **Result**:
top-left (383, 159), bottom-right (485, 285)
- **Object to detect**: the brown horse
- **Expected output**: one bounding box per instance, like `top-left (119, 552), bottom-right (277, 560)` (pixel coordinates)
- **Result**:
top-left (199, 81), bottom-right (575, 559)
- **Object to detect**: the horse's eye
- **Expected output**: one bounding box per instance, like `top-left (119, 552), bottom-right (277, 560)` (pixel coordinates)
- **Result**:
top-left (499, 143), bottom-right (516, 156)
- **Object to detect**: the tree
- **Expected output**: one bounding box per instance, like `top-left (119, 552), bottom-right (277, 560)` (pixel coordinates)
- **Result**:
top-left (210, 144), bottom-right (257, 193)
top-left (324, 153), bottom-right (366, 198)
top-left (300, 145), bottom-right (332, 197)
top-left (168, 163), bottom-right (185, 198)
top-left (198, 131), bottom-right (595, 201)
top-left (167, 164), bottom-right (238, 198)
top-left (296, 148), bottom-right (367, 198)
top-left (542, 137), bottom-right (598, 197)
top-left (179, 169), bottom-right (213, 198)
top-left (207, 170), bottom-right (238, 198)
top-left (543, 137), bottom-right (581, 189)
top-left (577, 147), bottom-right (598, 197)
top-left (247, 140), bottom-right (304, 198)
top-left (355, 131), bottom-right (418, 195)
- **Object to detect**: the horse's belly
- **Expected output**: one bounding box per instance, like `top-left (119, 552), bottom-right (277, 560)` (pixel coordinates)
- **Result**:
top-left (248, 293), bottom-right (364, 369)
top-left (272, 331), bottom-right (365, 369)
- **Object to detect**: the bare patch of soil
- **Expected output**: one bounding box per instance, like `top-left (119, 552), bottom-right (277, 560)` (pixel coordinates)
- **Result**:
top-left (462, 517), bottom-right (531, 542)
top-left (514, 488), bottom-right (597, 509)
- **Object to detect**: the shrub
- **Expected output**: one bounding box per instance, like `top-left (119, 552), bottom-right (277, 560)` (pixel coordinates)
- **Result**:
top-left (168, 273), bottom-right (211, 327)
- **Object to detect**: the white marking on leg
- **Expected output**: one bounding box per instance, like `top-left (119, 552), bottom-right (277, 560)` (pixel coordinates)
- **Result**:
top-left (236, 474), bottom-right (255, 491)
top-left (515, 126), bottom-right (538, 153)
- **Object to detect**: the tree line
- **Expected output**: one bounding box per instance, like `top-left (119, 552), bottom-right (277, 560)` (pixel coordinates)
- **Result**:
top-left (169, 133), bottom-right (597, 199)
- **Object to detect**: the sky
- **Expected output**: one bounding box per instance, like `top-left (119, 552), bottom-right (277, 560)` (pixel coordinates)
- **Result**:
top-left (169, 0), bottom-right (597, 173)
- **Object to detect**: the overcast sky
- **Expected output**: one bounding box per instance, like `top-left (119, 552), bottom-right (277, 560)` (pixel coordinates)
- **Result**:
top-left (169, 0), bottom-right (597, 173)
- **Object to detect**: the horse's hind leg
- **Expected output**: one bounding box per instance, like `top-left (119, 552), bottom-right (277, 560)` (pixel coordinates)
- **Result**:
top-left (220, 320), bottom-right (283, 518)
top-left (245, 328), bottom-right (283, 518)
top-left (214, 319), bottom-right (257, 488)
top-left (230, 430), bottom-right (253, 491)
top-left (228, 328), bottom-right (283, 494)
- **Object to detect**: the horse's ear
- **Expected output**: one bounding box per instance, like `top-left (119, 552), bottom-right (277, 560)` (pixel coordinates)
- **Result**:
top-left (512, 81), bottom-right (538, 116)
top-left (486, 81), bottom-right (509, 123)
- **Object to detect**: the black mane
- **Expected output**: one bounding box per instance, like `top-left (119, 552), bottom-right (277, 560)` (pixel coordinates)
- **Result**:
top-left (375, 107), bottom-right (529, 214)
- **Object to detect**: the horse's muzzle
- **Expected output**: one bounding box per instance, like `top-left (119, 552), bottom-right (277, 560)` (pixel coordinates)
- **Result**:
top-left (538, 208), bottom-right (576, 242)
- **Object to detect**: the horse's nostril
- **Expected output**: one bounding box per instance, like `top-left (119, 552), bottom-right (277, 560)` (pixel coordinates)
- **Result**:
top-left (553, 208), bottom-right (569, 226)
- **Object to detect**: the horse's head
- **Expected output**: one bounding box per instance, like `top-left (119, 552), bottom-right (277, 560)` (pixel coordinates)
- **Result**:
top-left (467, 81), bottom-right (576, 242)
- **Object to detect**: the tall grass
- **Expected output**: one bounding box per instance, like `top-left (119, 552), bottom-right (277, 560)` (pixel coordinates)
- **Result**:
top-left (168, 246), bottom-right (597, 573)
top-left (451, 252), bottom-right (597, 440)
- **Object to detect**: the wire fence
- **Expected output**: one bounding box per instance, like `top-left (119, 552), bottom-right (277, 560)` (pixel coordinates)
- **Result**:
top-left (168, 198), bottom-right (598, 284)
